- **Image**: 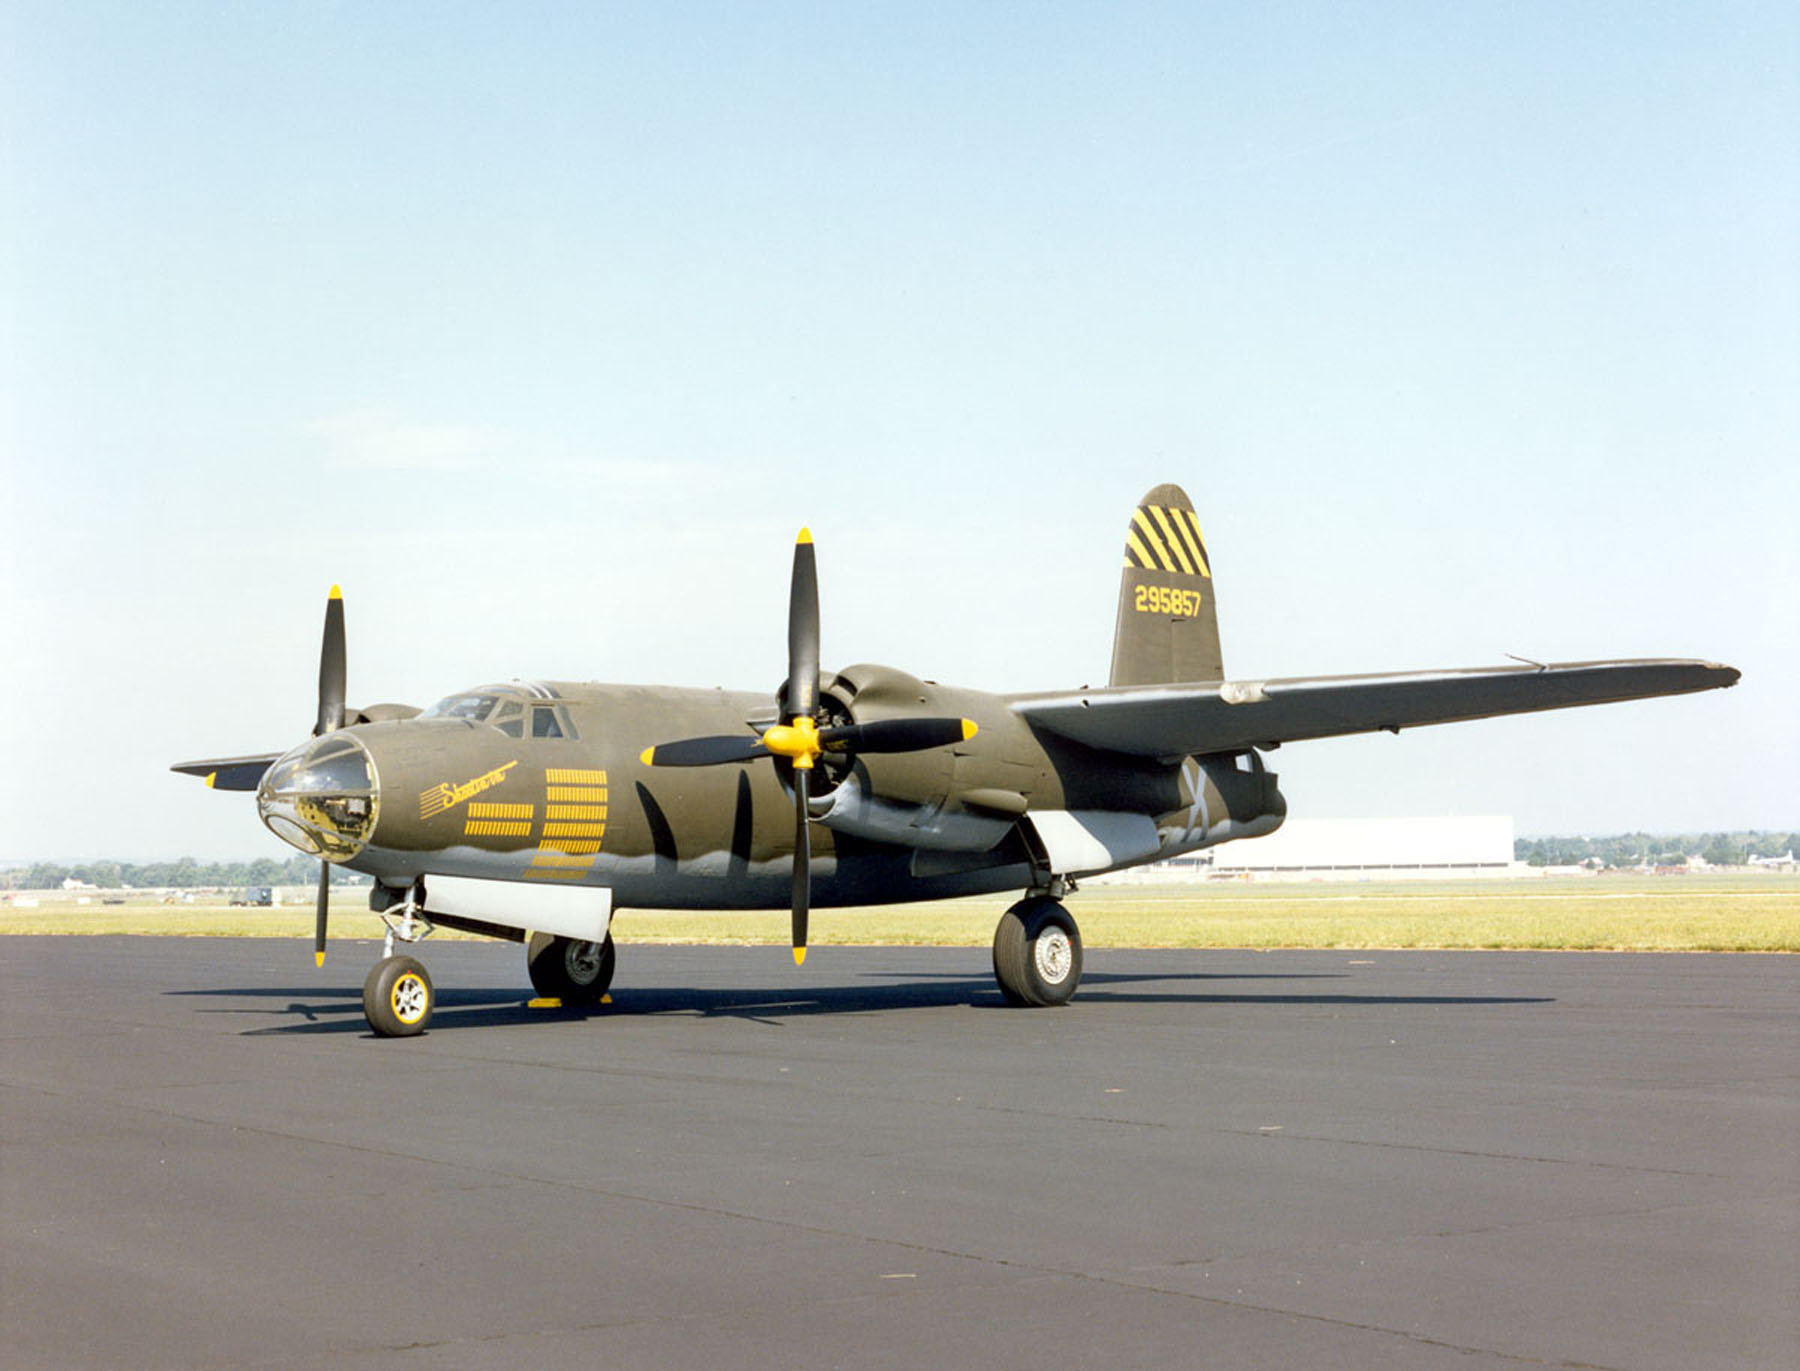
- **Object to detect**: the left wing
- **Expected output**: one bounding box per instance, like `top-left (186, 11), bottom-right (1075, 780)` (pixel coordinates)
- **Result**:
top-left (170, 754), bottom-right (283, 791)
top-left (1010, 658), bottom-right (1738, 759)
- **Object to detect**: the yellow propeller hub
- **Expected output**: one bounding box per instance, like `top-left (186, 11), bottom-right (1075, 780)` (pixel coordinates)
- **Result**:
top-left (761, 716), bottom-right (822, 768)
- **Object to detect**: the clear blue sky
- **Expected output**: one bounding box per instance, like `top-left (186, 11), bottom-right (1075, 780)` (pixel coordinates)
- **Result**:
top-left (3, 2), bottom-right (1795, 860)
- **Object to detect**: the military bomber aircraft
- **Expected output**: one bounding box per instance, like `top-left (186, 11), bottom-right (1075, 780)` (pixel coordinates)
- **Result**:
top-left (174, 484), bottom-right (1738, 1035)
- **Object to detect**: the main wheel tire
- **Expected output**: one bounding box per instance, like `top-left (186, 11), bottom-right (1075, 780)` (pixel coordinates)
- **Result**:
top-left (992, 898), bottom-right (1083, 1007)
top-left (527, 933), bottom-right (616, 1005)
top-left (363, 956), bottom-right (433, 1037)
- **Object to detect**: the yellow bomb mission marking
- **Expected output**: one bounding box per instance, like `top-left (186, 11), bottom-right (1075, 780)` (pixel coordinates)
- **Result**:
top-left (419, 761), bottom-right (520, 820)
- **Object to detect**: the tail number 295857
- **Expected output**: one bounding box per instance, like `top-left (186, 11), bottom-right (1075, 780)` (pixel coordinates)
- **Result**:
top-left (1134, 585), bottom-right (1203, 618)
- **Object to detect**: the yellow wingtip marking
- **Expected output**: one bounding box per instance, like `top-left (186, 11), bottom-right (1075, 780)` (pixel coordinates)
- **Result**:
top-left (796, 527), bottom-right (813, 545)
top-left (314, 951), bottom-right (326, 968)
top-left (793, 946), bottom-right (807, 966)
top-left (328, 584), bottom-right (342, 600)
top-left (961, 719), bottom-right (978, 741)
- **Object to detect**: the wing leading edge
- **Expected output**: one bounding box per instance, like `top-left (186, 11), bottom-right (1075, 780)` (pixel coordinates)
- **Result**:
top-left (1010, 658), bottom-right (1738, 759)
top-left (170, 754), bottom-right (282, 791)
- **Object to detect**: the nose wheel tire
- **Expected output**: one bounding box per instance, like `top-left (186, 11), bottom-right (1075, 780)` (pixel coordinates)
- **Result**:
top-left (527, 933), bottom-right (616, 1005)
top-left (993, 897), bottom-right (1083, 1007)
top-left (363, 956), bottom-right (433, 1037)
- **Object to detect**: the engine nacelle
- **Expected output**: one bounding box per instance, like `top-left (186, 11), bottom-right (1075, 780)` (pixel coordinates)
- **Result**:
top-left (814, 772), bottom-right (1016, 852)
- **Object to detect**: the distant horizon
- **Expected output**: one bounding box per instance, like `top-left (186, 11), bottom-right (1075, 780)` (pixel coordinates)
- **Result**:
top-left (9, 820), bottom-right (1796, 870)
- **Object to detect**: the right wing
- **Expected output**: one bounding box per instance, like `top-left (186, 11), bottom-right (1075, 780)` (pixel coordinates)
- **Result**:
top-left (1010, 658), bottom-right (1738, 759)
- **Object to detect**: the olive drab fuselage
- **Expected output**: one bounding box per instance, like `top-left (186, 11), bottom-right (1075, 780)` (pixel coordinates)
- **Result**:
top-left (313, 666), bottom-right (1286, 909)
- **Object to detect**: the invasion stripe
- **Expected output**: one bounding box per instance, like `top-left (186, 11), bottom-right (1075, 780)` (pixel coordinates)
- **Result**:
top-left (469, 802), bottom-right (535, 819)
top-left (1173, 507), bottom-right (1211, 577)
top-left (1131, 508), bottom-right (1178, 573)
top-left (464, 820), bottom-right (532, 837)
top-left (1124, 527), bottom-right (1158, 569)
top-left (1148, 505), bottom-right (1196, 575)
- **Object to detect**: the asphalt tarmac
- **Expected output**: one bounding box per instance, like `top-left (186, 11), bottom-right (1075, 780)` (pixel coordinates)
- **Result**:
top-left (1, 936), bottom-right (1794, 1370)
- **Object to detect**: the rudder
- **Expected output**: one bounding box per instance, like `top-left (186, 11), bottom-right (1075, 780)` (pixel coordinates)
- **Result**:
top-left (1109, 483), bottom-right (1223, 686)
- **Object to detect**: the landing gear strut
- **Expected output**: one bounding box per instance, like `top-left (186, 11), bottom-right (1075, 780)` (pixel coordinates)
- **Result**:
top-left (362, 889), bottom-right (436, 1036)
top-left (992, 896), bottom-right (1083, 1006)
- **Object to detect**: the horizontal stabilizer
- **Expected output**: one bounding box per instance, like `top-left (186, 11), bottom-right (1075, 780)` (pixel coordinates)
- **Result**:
top-left (171, 754), bottom-right (282, 791)
top-left (1013, 659), bottom-right (1739, 758)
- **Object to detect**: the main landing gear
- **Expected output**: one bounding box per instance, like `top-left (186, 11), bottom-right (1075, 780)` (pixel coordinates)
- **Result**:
top-left (992, 894), bottom-right (1083, 1007)
top-left (526, 932), bottom-right (616, 1006)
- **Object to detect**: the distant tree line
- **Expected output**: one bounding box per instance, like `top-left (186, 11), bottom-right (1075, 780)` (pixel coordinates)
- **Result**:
top-left (1, 856), bottom-right (371, 891)
top-left (1514, 831), bottom-right (1797, 869)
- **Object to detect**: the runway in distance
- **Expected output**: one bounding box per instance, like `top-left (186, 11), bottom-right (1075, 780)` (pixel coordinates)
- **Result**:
top-left (174, 484), bottom-right (1739, 1035)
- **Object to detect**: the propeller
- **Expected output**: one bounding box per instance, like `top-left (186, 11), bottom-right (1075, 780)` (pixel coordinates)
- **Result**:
top-left (640, 530), bottom-right (976, 966)
top-left (313, 585), bottom-right (345, 967)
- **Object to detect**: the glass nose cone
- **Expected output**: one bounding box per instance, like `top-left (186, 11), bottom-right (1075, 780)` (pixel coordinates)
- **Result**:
top-left (257, 733), bottom-right (380, 860)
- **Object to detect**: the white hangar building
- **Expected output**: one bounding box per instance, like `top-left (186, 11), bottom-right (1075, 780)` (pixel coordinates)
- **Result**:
top-left (1122, 816), bottom-right (1517, 882)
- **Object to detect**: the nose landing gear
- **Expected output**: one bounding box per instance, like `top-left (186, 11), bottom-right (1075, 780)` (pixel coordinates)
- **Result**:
top-left (363, 955), bottom-right (434, 1037)
top-left (362, 892), bottom-right (437, 1037)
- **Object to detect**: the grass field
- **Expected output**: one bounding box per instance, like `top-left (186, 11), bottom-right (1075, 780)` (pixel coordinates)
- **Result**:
top-left (5, 875), bottom-right (1796, 951)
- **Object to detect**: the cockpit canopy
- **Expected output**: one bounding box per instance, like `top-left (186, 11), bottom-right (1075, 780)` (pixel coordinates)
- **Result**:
top-left (419, 684), bottom-right (577, 740)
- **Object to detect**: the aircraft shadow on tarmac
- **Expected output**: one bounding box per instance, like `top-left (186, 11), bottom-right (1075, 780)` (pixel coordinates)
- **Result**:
top-left (168, 969), bottom-right (1553, 1037)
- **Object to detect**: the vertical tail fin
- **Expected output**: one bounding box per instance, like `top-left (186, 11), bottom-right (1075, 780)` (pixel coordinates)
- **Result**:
top-left (1108, 483), bottom-right (1224, 686)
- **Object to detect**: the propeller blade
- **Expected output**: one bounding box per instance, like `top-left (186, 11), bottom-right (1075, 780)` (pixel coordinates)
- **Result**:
top-left (640, 735), bottom-right (768, 767)
top-left (786, 530), bottom-right (819, 724)
top-left (313, 862), bottom-right (330, 967)
top-left (820, 717), bottom-right (977, 755)
top-left (315, 585), bottom-right (346, 736)
top-left (791, 765), bottom-right (810, 964)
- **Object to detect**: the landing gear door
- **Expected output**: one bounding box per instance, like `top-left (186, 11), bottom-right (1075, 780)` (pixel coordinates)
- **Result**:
top-left (419, 874), bottom-right (613, 945)
top-left (1023, 810), bottom-right (1162, 879)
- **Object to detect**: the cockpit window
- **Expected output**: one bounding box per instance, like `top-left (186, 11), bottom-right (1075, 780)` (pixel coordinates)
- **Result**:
top-left (422, 693), bottom-right (503, 723)
top-left (421, 685), bottom-right (573, 738)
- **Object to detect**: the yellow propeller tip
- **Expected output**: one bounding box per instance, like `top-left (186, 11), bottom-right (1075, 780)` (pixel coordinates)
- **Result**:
top-left (328, 584), bottom-right (342, 600)
top-left (204, 771), bottom-right (217, 789)
top-left (793, 946), bottom-right (808, 966)
top-left (961, 719), bottom-right (978, 741)
top-left (796, 527), bottom-right (813, 545)
top-left (639, 747), bottom-right (656, 766)
top-left (314, 951), bottom-right (326, 968)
